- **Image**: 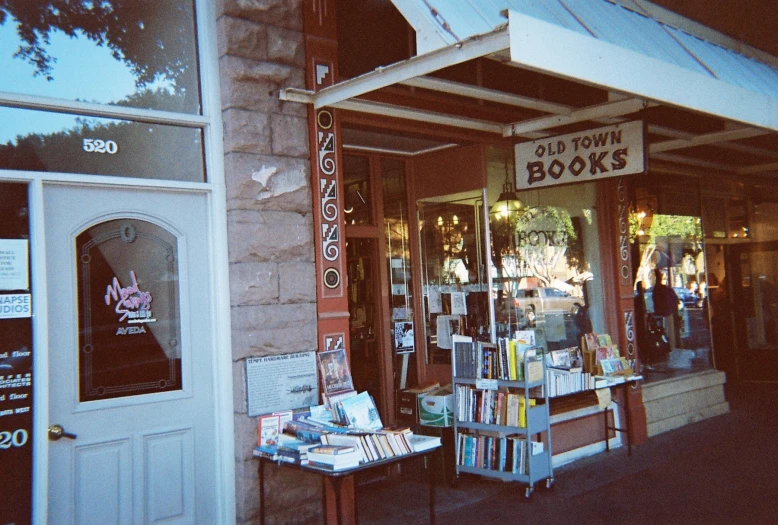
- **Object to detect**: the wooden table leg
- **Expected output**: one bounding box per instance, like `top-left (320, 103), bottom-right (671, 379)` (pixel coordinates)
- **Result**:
top-left (259, 459), bottom-right (265, 525)
top-left (428, 450), bottom-right (437, 525)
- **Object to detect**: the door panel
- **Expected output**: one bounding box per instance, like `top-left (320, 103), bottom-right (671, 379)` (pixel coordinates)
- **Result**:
top-left (45, 185), bottom-right (216, 524)
top-left (730, 241), bottom-right (778, 381)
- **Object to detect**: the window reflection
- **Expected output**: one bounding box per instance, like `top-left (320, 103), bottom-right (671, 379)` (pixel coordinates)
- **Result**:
top-left (0, 107), bottom-right (205, 181)
top-left (0, 1), bottom-right (200, 114)
top-left (489, 180), bottom-right (604, 353)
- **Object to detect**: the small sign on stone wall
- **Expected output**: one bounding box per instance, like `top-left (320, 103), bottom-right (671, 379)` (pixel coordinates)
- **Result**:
top-left (246, 352), bottom-right (318, 416)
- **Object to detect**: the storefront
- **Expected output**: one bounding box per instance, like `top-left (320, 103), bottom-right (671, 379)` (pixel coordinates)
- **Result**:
top-left (2, 0), bottom-right (778, 524)
top-left (289, 0), bottom-right (778, 520)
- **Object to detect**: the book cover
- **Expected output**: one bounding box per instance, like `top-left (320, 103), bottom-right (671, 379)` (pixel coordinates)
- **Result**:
top-left (258, 414), bottom-right (280, 448)
top-left (317, 348), bottom-right (355, 396)
top-left (406, 434), bottom-right (441, 453)
top-left (339, 391), bottom-right (384, 430)
top-left (308, 444), bottom-right (357, 455)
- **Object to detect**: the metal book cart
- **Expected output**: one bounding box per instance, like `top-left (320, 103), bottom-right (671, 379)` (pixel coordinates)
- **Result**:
top-left (452, 343), bottom-right (554, 499)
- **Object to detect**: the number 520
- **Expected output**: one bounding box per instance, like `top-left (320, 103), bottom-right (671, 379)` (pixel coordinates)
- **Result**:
top-left (83, 138), bottom-right (119, 154)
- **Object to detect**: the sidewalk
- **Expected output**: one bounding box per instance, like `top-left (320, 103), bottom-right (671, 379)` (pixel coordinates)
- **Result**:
top-left (359, 382), bottom-right (778, 524)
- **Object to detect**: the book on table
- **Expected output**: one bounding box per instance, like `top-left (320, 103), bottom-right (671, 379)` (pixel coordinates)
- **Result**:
top-left (406, 434), bottom-right (441, 453)
top-left (338, 391), bottom-right (384, 430)
top-left (307, 446), bottom-right (362, 469)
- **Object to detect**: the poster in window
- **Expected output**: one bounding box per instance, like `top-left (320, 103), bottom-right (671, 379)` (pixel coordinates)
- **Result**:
top-left (394, 321), bottom-right (415, 353)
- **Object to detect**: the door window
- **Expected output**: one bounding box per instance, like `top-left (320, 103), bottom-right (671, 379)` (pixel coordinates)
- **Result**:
top-left (76, 218), bottom-right (182, 401)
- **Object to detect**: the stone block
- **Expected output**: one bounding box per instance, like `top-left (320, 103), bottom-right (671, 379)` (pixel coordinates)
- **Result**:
top-left (644, 384), bottom-right (728, 422)
top-left (218, 0), bottom-right (304, 31)
top-left (642, 370), bottom-right (727, 402)
top-left (270, 114), bottom-right (309, 157)
top-left (223, 109), bottom-right (272, 155)
top-left (233, 360), bottom-right (248, 415)
top-left (219, 56), bottom-right (305, 112)
top-left (224, 153), bottom-right (312, 213)
top-left (218, 16), bottom-right (268, 60)
top-left (234, 458), bottom-right (260, 522)
top-left (647, 401), bottom-right (730, 437)
top-left (234, 412), bottom-right (259, 462)
top-left (230, 261), bottom-right (279, 306)
top-left (227, 209), bottom-right (314, 263)
top-left (230, 303), bottom-right (317, 359)
top-left (267, 26), bottom-right (305, 67)
top-left (279, 262), bottom-right (315, 303)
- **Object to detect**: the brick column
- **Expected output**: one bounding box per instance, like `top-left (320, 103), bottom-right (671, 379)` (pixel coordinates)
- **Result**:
top-left (216, 0), bottom-right (322, 523)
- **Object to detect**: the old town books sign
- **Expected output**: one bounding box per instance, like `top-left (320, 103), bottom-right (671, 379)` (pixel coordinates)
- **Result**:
top-left (515, 121), bottom-right (646, 190)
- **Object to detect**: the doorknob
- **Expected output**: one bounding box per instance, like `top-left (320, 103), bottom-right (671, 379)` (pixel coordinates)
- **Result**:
top-left (48, 424), bottom-right (77, 441)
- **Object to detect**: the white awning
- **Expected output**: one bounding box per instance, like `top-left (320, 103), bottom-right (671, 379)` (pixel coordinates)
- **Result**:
top-left (281, 0), bottom-right (778, 176)
top-left (395, 0), bottom-right (778, 132)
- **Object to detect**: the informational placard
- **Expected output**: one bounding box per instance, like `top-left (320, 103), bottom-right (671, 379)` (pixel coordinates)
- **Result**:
top-left (246, 352), bottom-right (318, 416)
top-left (515, 121), bottom-right (645, 190)
top-left (0, 294), bottom-right (31, 319)
top-left (0, 239), bottom-right (29, 291)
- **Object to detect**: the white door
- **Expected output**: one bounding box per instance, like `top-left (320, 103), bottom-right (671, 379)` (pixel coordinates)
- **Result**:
top-left (45, 184), bottom-right (217, 525)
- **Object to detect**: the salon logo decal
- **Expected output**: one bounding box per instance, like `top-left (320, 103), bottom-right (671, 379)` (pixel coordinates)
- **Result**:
top-left (104, 270), bottom-right (156, 335)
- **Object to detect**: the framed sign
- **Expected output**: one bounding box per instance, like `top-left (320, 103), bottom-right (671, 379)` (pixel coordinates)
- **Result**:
top-left (515, 121), bottom-right (645, 190)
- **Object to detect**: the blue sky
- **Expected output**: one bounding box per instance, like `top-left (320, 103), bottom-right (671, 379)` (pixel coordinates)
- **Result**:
top-left (0, 15), bottom-right (152, 144)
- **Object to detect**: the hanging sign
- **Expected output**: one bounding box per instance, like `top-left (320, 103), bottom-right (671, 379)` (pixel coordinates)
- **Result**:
top-left (515, 121), bottom-right (645, 190)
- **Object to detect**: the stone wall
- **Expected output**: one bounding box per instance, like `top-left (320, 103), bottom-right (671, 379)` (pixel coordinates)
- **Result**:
top-left (216, 0), bottom-right (321, 523)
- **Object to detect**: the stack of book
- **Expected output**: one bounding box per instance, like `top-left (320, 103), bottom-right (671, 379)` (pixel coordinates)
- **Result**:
top-left (454, 385), bottom-right (536, 428)
top-left (456, 432), bottom-right (543, 475)
top-left (453, 333), bottom-right (542, 382)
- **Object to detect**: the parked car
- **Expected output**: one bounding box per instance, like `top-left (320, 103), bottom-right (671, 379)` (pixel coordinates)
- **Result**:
top-left (514, 287), bottom-right (583, 324)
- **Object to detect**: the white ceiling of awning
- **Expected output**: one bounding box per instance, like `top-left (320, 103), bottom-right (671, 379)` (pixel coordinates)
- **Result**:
top-left (281, 0), bottom-right (778, 178)
top-left (391, 0), bottom-right (778, 131)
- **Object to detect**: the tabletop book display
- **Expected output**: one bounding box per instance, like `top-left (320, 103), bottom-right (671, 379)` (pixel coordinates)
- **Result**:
top-left (254, 348), bottom-right (441, 468)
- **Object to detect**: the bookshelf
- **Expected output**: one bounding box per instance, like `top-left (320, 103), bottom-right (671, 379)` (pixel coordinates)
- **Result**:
top-left (452, 338), bottom-right (554, 499)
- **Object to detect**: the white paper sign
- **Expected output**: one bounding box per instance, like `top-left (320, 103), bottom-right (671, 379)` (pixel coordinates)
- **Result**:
top-left (450, 292), bottom-right (467, 315)
top-left (428, 288), bottom-right (443, 314)
top-left (515, 121), bottom-right (645, 190)
top-left (0, 294), bottom-right (31, 319)
top-left (0, 239), bottom-right (29, 291)
top-left (246, 352), bottom-right (318, 416)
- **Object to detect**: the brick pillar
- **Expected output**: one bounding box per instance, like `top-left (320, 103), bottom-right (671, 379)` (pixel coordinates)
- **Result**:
top-left (216, 0), bottom-right (322, 523)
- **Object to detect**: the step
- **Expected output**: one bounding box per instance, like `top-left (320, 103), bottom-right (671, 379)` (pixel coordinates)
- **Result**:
top-left (644, 384), bottom-right (728, 422)
top-left (642, 370), bottom-right (727, 403)
top-left (647, 401), bottom-right (730, 437)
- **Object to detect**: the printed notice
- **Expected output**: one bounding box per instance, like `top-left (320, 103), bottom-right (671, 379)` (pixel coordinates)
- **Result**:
top-left (246, 352), bottom-right (318, 416)
top-left (0, 239), bottom-right (29, 291)
top-left (0, 294), bottom-right (31, 319)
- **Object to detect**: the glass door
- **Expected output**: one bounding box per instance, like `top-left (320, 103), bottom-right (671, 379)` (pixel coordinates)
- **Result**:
top-left (729, 241), bottom-right (778, 381)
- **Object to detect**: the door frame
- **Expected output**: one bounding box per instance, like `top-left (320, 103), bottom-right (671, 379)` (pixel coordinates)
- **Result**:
top-left (10, 171), bottom-right (235, 524)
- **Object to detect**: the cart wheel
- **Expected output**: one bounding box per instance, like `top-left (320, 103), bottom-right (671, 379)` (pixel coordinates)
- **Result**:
top-left (525, 486), bottom-right (533, 499)
top-left (546, 478), bottom-right (555, 490)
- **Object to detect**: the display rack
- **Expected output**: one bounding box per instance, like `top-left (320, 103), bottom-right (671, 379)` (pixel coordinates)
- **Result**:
top-left (452, 341), bottom-right (554, 499)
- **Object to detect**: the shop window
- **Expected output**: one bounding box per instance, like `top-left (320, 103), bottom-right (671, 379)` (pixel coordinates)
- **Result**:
top-left (382, 159), bottom-right (414, 358)
top-left (632, 177), bottom-right (713, 374)
top-left (418, 193), bottom-right (490, 364)
top-left (490, 179), bottom-right (605, 353)
top-left (0, 2), bottom-right (201, 114)
top-left (0, 107), bottom-right (205, 181)
top-left (343, 155), bottom-right (373, 225)
top-left (76, 218), bottom-right (182, 401)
